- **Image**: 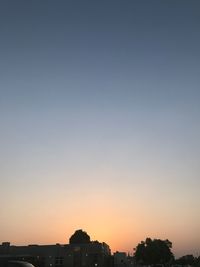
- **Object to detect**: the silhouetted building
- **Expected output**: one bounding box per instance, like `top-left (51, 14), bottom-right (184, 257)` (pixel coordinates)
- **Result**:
top-left (65, 241), bottom-right (111, 267)
top-left (113, 252), bottom-right (135, 267)
top-left (114, 252), bottom-right (127, 267)
top-left (0, 230), bottom-right (111, 267)
top-left (0, 243), bottom-right (66, 267)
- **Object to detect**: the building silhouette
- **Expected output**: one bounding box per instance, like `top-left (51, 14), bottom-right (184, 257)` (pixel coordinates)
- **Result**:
top-left (0, 230), bottom-right (111, 267)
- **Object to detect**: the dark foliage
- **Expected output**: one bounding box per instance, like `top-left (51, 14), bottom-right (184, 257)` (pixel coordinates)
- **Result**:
top-left (134, 238), bottom-right (174, 265)
top-left (176, 255), bottom-right (200, 267)
top-left (69, 229), bottom-right (91, 244)
top-left (176, 255), bottom-right (195, 265)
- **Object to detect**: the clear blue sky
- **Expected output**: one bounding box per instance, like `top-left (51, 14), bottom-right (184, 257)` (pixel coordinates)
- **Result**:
top-left (0, 0), bottom-right (200, 257)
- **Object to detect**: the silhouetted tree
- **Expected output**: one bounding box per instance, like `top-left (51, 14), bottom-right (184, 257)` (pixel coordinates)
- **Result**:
top-left (196, 256), bottom-right (200, 267)
top-left (69, 229), bottom-right (91, 244)
top-left (176, 255), bottom-right (195, 266)
top-left (134, 238), bottom-right (174, 265)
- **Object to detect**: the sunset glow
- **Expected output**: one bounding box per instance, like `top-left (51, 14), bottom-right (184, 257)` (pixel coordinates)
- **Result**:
top-left (0, 0), bottom-right (200, 260)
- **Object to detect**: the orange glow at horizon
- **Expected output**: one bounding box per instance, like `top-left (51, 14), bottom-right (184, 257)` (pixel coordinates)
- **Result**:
top-left (1, 171), bottom-right (199, 258)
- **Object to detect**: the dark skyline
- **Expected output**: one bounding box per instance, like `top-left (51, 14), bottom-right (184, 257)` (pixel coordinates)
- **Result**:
top-left (0, 0), bottom-right (200, 257)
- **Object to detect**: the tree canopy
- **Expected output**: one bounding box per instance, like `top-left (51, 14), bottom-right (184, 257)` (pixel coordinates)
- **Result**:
top-left (69, 229), bottom-right (91, 244)
top-left (134, 238), bottom-right (174, 265)
top-left (176, 255), bottom-right (197, 266)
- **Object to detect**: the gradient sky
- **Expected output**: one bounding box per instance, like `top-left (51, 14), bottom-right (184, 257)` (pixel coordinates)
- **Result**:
top-left (0, 0), bottom-right (200, 258)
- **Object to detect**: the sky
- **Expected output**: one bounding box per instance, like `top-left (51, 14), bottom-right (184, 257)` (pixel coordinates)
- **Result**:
top-left (0, 0), bottom-right (200, 258)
